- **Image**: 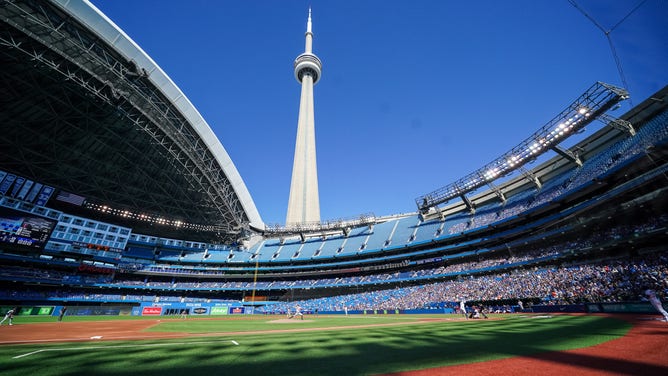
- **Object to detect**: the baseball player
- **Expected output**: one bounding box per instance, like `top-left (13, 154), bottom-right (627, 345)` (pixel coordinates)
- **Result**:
top-left (294, 305), bottom-right (304, 320)
top-left (460, 299), bottom-right (468, 320)
top-left (645, 289), bottom-right (668, 322)
top-left (0, 309), bottom-right (14, 325)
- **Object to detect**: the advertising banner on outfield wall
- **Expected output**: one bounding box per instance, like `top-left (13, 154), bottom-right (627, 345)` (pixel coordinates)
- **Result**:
top-left (191, 307), bottom-right (208, 315)
top-left (142, 307), bottom-right (163, 315)
top-left (210, 307), bottom-right (229, 315)
top-left (38, 306), bottom-right (54, 315)
top-left (229, 307), bottom-right (245, 315)
top-left (4, 306), bottom-right (58, 316)
top-left (66, 306), bottom-right (125, 316)
top-left (586, 302), bottom-right (659, 314)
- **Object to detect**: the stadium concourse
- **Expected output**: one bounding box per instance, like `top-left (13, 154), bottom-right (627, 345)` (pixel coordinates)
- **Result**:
top-left (1, 0), bottom-right (668, 324)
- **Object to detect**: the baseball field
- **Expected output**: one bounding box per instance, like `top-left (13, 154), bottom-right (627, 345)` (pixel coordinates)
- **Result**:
top-left (0, 313), bottom-right (666, 375)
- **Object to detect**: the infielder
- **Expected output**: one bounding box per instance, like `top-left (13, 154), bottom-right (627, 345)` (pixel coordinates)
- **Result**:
top-left (0, 309), bottom-right (14, 325)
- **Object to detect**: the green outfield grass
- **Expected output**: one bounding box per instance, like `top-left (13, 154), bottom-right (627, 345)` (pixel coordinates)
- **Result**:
top-left (0, 314), bottom-right (631, 376)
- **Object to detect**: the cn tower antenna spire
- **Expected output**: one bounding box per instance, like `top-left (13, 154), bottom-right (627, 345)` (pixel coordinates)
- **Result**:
top-left (307, 7), bottom-right (312, 33)
top-left (286, 8), bottom-right (323, 225)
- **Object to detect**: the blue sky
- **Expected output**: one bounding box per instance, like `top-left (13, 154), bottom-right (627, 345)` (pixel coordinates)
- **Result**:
top-left (92, 0), bottom-right (667, 226)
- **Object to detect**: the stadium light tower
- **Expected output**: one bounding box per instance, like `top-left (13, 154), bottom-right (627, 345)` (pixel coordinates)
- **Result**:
top-left (285, 8), bottom-right (323, 226)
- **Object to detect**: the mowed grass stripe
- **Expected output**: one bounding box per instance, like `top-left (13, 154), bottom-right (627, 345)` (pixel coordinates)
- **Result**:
top-left (145, 315), bottom-right (429, 333)
top-left (0, 315), bottom-right (631, 376)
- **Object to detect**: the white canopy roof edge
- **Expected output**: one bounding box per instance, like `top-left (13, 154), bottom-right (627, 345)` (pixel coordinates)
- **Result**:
top-left (52, 0), bottom-right (264, 229)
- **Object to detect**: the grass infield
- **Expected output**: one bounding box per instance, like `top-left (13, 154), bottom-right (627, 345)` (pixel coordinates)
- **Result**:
top-left (0, 314), bottom-right (631, 376)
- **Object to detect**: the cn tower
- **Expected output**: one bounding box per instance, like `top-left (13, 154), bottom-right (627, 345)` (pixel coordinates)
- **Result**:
top-left (286, 8), bottom-right (322, 225)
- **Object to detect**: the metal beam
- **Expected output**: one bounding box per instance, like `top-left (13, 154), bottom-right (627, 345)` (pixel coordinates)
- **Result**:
top-left (487, 182), bottom-right (506, 202)
top-left (460, 194), bottom-right (475, 214)
top-left (519, 167), bottom-right (542, 189)
top-left (552, 145), bottom-right (583, 166)
top-left (597, 113), bottom-right (635, 136)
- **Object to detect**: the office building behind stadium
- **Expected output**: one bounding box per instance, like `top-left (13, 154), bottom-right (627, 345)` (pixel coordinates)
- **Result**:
top-left (0, 0), bottom-right (667, 317)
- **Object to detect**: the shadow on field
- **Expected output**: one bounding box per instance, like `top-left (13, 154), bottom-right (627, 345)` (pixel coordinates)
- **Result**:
top-left (4, 315), bottom-right (666, 376)
top-left (525, 351), bottom-right (668, 375)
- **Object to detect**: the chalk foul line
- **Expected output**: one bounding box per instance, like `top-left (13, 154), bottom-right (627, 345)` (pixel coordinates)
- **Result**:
top-left (13, 349), bottom-right (45, 359)
top-left (12, 339), bottom-right (241, 359)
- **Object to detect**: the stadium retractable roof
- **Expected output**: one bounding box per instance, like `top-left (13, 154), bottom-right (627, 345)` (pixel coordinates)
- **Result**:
top-left (0, 0), bottom-right (263, 242)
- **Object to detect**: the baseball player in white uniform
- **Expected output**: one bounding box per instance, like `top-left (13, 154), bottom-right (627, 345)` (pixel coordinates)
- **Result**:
top-left (0, 309), bottom-right (14, 325)
top-left (294, 305), bottom-right (304, 320)
top-left (646, 289), bottom-right (668, 322)
top-left (460, 300), bottom-right (468, 320)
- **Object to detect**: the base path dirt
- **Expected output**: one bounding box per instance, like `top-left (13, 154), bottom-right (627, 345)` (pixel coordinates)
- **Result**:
top-left (0, 319), bottom-right (190, 344)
